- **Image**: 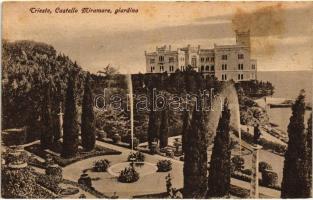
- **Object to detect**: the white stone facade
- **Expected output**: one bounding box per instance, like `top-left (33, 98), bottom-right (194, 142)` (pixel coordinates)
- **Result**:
top-left (145, 31), bottom-right (257, 82)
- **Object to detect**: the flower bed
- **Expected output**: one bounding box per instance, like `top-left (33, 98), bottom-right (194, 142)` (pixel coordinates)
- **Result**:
top-left (127, 151), bottom-right (145, 162)
top-left (62, 179), bottom-right (108, 198)
top-left (25, 143), bottom-right (121, 167)
top-left (157, 160), bottom-right (172, 172)
top-left (93, 159), bottom-right (110, 172)
top-left (118, 167), bottom-right (140, 183)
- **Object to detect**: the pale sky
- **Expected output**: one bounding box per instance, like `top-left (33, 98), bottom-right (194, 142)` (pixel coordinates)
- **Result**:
top-left (3, 2), bottom-right (313, 74)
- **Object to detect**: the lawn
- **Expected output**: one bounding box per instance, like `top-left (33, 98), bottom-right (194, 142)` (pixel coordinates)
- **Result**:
top-left (25, 142), bottom-right (121, 167)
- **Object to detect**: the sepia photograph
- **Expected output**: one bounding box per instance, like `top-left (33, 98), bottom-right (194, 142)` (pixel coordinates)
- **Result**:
top-left (1, 1), bottom-right (312, 199)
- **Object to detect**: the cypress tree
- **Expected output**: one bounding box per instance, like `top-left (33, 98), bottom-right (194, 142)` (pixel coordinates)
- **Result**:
top-left (147, 89), bottom-right (159, 148)
top-left (183, 104), bottom-right (208, 198)
top-left (305, 114), bottom-right (312, 197)
top-left (62, 73), bottom-right (79, 158)
top-left (281, 90), bottom-right (309, 198)
top-left (81, 73), bottom-right (96, 151)
top-left (181, 109), bottom-right (191, 153)
top-left (207, 100), bottom-right (231, 197)
top-left (40, 82), bottom-right (54, 149)
top-left (159, 108), bottom-right (169, 148)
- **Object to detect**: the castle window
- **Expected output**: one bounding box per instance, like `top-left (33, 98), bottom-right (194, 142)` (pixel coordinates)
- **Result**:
top-left (238, 64), bottom-right (243, 70)
top-left (169, 57), bottom-right (174, 63)
top-left (201, 57), bottom-right (205, 62)
top-left (159, 56), bottom-right (164, 62)
top-left (169, 66), bottom-right (174, 72)
top-left (222, 55), bottom-right (227, 60)
top-left (222, 64), bottom-right (227, 70)
top-left (151, 66), bottom-right (154, 72)
top-left (211, 57), bottom-right (215, 62)
top-left (206, 57), bottom-right (210, 62)
top-left (160, 65), bottom-right (164, 72)
top-left (201, 66), bottom-right (204, 71)
top-left (205, 65), bottom-right (210, 71)
top-left (222, 74), bottom-right (227, 81)
top-left (150, 59), bottom-right (155, 64)
top-left (211, 65), bottom-right (215, 71)
top-left (238, 73), bottom-right (244, 80)
top-left (252, 64), bottom-right (256, 69)
top-left (238, 54), bottom-right (244, 59)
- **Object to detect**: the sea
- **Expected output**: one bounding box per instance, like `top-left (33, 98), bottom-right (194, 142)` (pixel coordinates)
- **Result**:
top-left (258, 71), bottom-right (312, 133)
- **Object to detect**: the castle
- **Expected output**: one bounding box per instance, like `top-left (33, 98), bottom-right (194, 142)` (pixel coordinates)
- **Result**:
top-left (145, 31), bottom-right (257, 81)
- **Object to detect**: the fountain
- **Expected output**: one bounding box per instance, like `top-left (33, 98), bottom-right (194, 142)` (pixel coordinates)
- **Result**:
top-left (107, 74), bottom-right (157, 179)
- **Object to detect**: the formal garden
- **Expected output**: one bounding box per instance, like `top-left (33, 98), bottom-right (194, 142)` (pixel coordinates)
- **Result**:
top-left (2, 41), bottom-right (312, 199)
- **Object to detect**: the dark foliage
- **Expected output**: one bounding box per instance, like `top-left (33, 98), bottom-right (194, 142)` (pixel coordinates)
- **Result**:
top-left (159, 109), bottom-right (169, 148)
top-left (281, 90), bottom-right (310, 198)
top-left (2, 166), bottom-right (37, 198)
top-left (207, 100), bottom-right (231, 197)
top-left (127, 151), bottom-right (145, 162)
top-left (259, 161), bottom-right (272, 172)
top-left (81, 73), bottom-right (96, 151)
top-left (62, 73), bottom-right (79, 158)
top-left (25, 143), bottom-right (121, 167)
top-left (40, 82), bottom-right (54, 149)
top-left (235, 80), bottom-right (274, 98)
top-left (157, 160), bottom-right (172, 172)
top-left (306, 114), bottom-right (312, 197)
top-left (118, 167), bottom-right (140, 183)
top-left (183, 105), bottom-right (208, 198)
top-left (93, 159), bottom-right (110, 172)
top-left (2, 41), bottom-right (84, 142)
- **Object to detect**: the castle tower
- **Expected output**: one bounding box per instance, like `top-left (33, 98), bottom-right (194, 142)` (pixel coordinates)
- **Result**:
top-left (236, 30), bottom-right (251, 52)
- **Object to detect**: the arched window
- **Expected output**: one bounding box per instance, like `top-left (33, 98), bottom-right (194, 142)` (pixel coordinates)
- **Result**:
top-left (205, 66), bottom-right (210, 71)
top-left (211, 65), bottom-right (215, 71)
top-left (201, 66), bottom-right (204, 71)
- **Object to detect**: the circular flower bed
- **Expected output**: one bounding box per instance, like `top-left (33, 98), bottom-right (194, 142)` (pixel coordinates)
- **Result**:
top-left (117, 167), bottom-right (139, 183)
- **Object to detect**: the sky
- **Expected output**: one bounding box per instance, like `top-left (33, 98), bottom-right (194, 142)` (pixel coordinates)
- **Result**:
top-left (3, 2), bottom-right (313, 74)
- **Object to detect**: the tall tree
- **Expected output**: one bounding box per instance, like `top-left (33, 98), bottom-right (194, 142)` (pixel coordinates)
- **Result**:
top-left (183, 104), bottom-right (208, 198)
top-left (281, 90), bottom-right (310, 198)
top-left (81, 73), bottom-right (96, 151)
top-left (62, 73), bottom-right (79, 158)
top-left (40, 82), bottom-right (54, 149)
top-left (207, 100), bottom-right (231, 197)
top-left (305, 113), bottom-right (312, 197)
top-left (159, 108), bottom-right (169, 148)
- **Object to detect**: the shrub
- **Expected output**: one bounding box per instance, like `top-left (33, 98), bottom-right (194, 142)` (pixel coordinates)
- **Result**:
top-left (241, 169), bottom-right (252, 176)
top-left (5, 150), bottom-right (28, 165)
top-left (45, 164), bottom-right (63, 182)
top-left (157, 160), bottom-right (172, 172)
top-left (93, 159), bottom-right (110, 172)
top-left (261, 170), bottom-right (278, 187)
top-left (259, 161), bottom-right (272, 172)
top-left (36, 174), bottom-right (63, 194)
top-left (2, 166), bottom-right (37, 198)
top-left (118, 167), bottom-right (139, 183)
top-left (128, 151), bottom-right (145, 162)
top-left (231, 155), bottom-right (245, 172)
top-left (112, 134), bottom-right (121, 144)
